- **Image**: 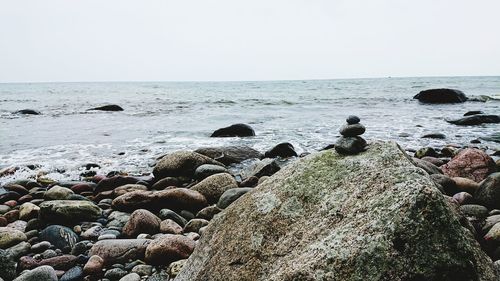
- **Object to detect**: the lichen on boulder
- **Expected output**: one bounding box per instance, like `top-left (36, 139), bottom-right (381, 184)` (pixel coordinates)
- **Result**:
top-left (175, 141), bottom-right (496, 281)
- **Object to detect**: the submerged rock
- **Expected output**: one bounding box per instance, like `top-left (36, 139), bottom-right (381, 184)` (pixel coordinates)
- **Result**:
top-left (264, 143), bottom-right (298, 158)
top-left (175, 141), bottom-right (495, 281)
top-left (447, 114), bottom-right (500, 126)
top-left (414, 88), bottom-right (467, 103)
top-left (87, 104), bottom-right (124, 111)
top-left (14, 109), bottom-right (41, 115)
top-left (210, 123), bottom-right (255, 137)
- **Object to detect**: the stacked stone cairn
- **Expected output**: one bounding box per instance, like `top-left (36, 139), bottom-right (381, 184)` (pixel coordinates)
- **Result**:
top-left (334, 115), bottom-right (367, 155)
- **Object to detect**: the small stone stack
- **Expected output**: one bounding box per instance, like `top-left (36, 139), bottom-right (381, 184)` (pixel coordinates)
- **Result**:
top-left (335, 115), bottom-right (367, 155)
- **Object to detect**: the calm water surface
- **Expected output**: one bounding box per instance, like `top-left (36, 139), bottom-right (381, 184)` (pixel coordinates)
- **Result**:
top-left (1, 76), bottom-right (499, 183)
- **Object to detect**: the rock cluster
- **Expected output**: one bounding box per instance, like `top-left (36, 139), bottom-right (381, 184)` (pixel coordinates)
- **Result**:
top-left (1, 127), bottom-right (499, 280)
top-left (0, 142), bottom-right (290, 280)
top-left (334, 115), bottom-right (367, 155)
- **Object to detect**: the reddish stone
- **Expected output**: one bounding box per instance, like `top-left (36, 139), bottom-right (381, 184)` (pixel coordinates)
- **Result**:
top-left (83, 255), bottom-right (104, 276)
top-left (19, 255), bottom-right (78, 271)
top-left (18, 194), bottom-right (33, 204)
top-left (0, 216), bottom-right (7, 226)
top-left (122, 209), bottom-right (161, 237)
top-left (442, 148), bottom-right (497, 182)
top-left (3, 184), bottom-right (29, 195)
top-left (3, 200), bottom-right (17, 208)
top-left (4, 210), bottom-right (19, 223)
top-left (145, 234), bottom-right (196, 265)
top-left (71, 183), bottom-right (95, 194)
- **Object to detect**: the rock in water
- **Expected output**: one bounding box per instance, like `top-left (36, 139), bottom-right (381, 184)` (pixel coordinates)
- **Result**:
top-left (210, 124), bottom-right (255, 137)
top-left (87, 104), bottom-right (124, 111)
top-left (264, 143), bottom-right (298, 158)
top-left (14, 109), bottom-right (41, 115)
top-left (446, 114), bottom-right (500, 126)
top-left (175, 141), bottom-right (495, 281)
top-left (413, 88), bottom-right (467, 103)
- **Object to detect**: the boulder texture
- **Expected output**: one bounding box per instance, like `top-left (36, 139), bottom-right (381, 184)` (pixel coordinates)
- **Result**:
top-left (175, 141), bottom-right (495, 281)
top-left (414, 88), bottom-right (467, 103)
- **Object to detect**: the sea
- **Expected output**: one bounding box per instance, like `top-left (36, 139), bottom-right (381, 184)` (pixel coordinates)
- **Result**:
top-left (1, 76), bottom-right (499, 184)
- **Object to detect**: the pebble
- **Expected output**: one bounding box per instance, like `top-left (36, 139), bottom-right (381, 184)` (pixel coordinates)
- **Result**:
top-left (13, 265), bottom-right (57, 281)
top-left (60, 266), bottom-right (83, 281)
top-left (104, 268), bottom-right (128, 280)
top-left (83, 255), bottom-right (104, 276)
top-left (339, 123), bottom-right (366, 137)
top-left (119, 273), bottom-right (141, 281)
top-left (346, 115), bottom-right (360, 124)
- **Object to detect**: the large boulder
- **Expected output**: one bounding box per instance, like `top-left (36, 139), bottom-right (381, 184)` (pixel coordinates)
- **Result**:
top-left (210, 124), bottom-right (255, 137)
top-left (153, 151), bottom-right (224, 179)
top-left (447, 115), bottom-right (500, 126)
top-left (39, 200), bottom-right (102, 224)
top-left (194, 146), bottom-right (263, 165)
top-left (175, 141), bottom-right (495, 281)
top-left (441, 148), bottom-right (497, 182)
top-left (414, 88), bottom-right (467, 103)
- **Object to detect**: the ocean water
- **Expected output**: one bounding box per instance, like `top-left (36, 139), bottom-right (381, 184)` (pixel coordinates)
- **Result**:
top-left (1, 76), bottom-right (499, 184)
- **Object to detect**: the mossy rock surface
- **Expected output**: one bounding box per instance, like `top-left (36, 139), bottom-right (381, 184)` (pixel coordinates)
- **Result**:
top-left (175, 141), bottom-right (496, 281)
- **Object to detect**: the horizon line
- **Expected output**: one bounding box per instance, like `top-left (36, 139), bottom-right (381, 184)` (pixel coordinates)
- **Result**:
top-left (0, 74), bottom-right (499, 85)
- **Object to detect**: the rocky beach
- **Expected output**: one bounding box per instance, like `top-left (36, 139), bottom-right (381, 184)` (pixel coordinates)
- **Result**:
top-left (0, 84), bottom-right (500, 281)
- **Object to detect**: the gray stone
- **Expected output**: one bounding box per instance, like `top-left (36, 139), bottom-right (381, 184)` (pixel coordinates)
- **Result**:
top-left (0, 227), bottom-right (27, 249)
top-left (153, 151), bottom-right (224, 179)
top-left (339, 123), bottom-right (366, 137)
top-left (175, 141), bottom-right (496, 281)
top-left (13, 265), bottom-right (57, 281)
top-left (195, 145), bottom-right (263, 165)
top-left (119, 273), bottom-right (141, 281)
top-left (0, 249), bottom-right (16, 280)
top-left (475, 173), bottom-right (500, 209)
top-left (217, 188), bottom-right (253, 209)
top-left (104, 268), bottom-right (128, 280)
top-left (194, 164), bottom-right (229, 180)
top-left (39, 200), bottom-right (102, 224)
top-left (60, 266), bottom-right (83, 281)
top-left (191, 173), bottom-right (237, 204)
top-left (40, 225), bottom-right (79, 253)
top-left (334, 136), bottom-right (367, 154)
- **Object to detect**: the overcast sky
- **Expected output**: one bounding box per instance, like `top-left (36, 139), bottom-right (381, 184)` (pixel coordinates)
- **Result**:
top-left (1, 0), bottom-right (499, 82)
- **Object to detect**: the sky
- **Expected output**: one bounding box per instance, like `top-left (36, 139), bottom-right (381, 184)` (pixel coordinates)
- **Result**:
top-left (0, 0), bottom-right (499, 82)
